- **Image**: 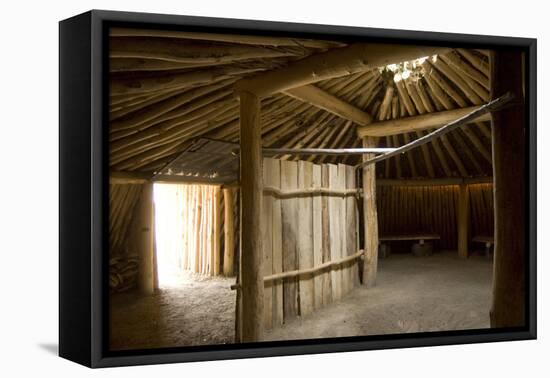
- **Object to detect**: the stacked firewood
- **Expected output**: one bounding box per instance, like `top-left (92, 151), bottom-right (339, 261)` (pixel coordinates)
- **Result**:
top-left (109, 254), bottom-right (139, 293)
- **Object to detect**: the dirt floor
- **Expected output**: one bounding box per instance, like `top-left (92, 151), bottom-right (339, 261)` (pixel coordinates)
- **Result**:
top-left (265, 250), bottom-right (493, 341)
top-left (110, 250), bottom-right (492, 350)
top-left (110, 271), bottom-right (237, 351)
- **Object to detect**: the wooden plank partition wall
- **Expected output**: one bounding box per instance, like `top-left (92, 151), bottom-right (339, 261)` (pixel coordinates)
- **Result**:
top-left (261, 158), bottom-right (360, 328)
top-left (376, 183), bottom-right (494, 249)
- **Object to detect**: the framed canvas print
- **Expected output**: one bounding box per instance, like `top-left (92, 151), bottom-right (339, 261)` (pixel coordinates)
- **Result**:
top-left (59, 10), bottom-right (536, 368)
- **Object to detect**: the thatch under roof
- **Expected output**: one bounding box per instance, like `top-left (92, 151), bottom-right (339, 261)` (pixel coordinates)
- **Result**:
top-left (109, 28), bottom-right (492, 181)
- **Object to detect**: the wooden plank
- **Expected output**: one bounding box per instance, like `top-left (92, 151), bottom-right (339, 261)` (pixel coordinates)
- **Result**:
top-left (472, 235), bottom-right (494, 244)
top-left (379, 234), bottom-right (440, 241)
top-left (280, 159), bottom-right (299, 320)
top-left (262, 158), bottom-right (274, 329)
top-left (270, 159), bottom-right (284, 326)
top-left (312, 164), bottom-right (323, 309)
top-left (328, 164), bottom-right (342, 301)
top-left (338, 164), bottom-right (350, 296)
top-left (321, 164), bottom-right (332, 305)
top-left (239, 91), bottom-right (264, 342)
top-left (346, 165), bottom-right (360, 288)
top-left (297, 161), bottom-right (314, 316)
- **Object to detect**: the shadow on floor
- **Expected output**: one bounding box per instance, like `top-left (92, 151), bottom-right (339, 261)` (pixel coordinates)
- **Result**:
top-left (38, 343), bottom-right (58, 355)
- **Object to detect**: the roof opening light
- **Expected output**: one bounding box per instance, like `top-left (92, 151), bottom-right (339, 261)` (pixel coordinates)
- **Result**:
top-left (384, 54), bottom-right (439, 83)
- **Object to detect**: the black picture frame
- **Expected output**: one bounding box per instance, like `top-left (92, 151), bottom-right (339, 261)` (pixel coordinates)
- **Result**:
top-left (59, 9), bottom-right (537, 368)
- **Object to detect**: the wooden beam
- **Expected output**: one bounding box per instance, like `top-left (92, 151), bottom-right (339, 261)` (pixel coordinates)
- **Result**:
top-left (262, 147), bottom-right (395, 156)
top-left (356, 93), bottom-right (513, 169)
top-left (223, 188), bottom-right (235, 276)
top-left (357, 106), bottom-right (491, 137)
top-left (376, 177), bottom-right (493, 186)
top-left (235, 43), bottom-right (449, 97)
top-left (110, 27), bottom-right (344, 49)
top-left (110, 170), bottom-right (151, 184)
top-left (490, 50), bottom-right (526, 328)
top-left (457, 183), bottom-right (470, 258)
top-left (239, 91), bottom-right (264, 342)
top-left (362, 137), bottom-right (379, 287)
top-left (284, 85), bottom-right (373, 125)
top-left (231, 250), bottom-right (365, 290)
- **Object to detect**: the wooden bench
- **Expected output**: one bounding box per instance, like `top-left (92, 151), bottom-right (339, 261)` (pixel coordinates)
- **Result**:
top-left (379, 234), bottom-right (440, 257)
top-left (472, 235), bottom-right (494, 258)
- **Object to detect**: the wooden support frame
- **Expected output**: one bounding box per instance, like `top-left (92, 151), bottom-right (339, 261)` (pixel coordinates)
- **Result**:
top-left (457, 183), bottom-right (470, 258)
top-left (356, 93), bottom-right (514, 170)
top-left (263, 186), bottom-right (358, 197)
top-left (362, 137), bottom-right (379, 287)
top-left (490, 50), bottom-right (526, 328)
top-left (138, 183), bottom-right (155, 294)
top-left (376, 177), bottom-right (492, 186)
top-left (223, 188), bottom-right (235, 276)
top-left (284, 85), bottom-right (373, 125)
top-left (231, 250), bottom-right (365, 290)
top-left (262, 147), bottom-right (396, 156)
top-left (239, 91), bottom-right (264, 342)
top-left (357, 106), bottom-right (491, 137)
top-left (234, 43), bottom-right (449, 97)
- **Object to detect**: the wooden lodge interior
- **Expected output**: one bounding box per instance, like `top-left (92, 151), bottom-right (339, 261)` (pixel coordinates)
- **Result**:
top-left (107, 27), bottom-right (526, 350)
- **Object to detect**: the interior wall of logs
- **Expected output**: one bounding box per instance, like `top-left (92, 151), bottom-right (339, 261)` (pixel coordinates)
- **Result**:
top-left (154, 184), bottom-right (222, 276)
top-left (376, 183), bottom-right (494, 249)
top-left (261, 158), bottom-right (360, 329)
top-left (109, 181), bottom-right (242, 294)
top-left (109, 183), bottom-right (145, 293)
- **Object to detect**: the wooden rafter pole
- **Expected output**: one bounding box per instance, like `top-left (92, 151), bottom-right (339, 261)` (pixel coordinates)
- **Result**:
top-left (261, 147), bottom-right (396, 156)
top-left (110, 27), bottom-right (344, 49)
top-left (376, 177), bottom-right (492, 187)
top-left (239, 91), bottom-right (264, 342)
top-left (355, 92), bottom-right (514, 170)
top-left (284, 85), bottom-right (373, 125)
top-left (490, 50), bottom-right (526, 328)
top-left (357, 106), bottom-right (491, 137)
top-left (234, 43), bottom-right (450, 97)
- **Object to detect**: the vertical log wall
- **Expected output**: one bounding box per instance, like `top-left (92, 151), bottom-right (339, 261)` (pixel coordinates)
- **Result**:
top-left (153, 184), bottom-right (223, 276)
top-left (109, 183), bottom-right (144, 293)
top-left (376, 183), bottom-right (494, 250)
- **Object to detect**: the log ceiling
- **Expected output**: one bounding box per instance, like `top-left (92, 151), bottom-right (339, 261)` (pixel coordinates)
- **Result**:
top-left (109, 28), bottom-right (493, 180)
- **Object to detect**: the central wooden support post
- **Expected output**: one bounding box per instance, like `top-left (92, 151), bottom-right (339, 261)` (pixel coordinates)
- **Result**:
top-left (490, 50), bottom-right (526, 328)
top-left (223, 188), bottom-right (235, 276)
top-left (239, 91), bottom-right (264, 342)
top-left (457, 183), bottom-right (470, 259)
top-left (138, 183), bottom-right (155, 295)
top-left (362, 137), bottom-right (379, 287)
